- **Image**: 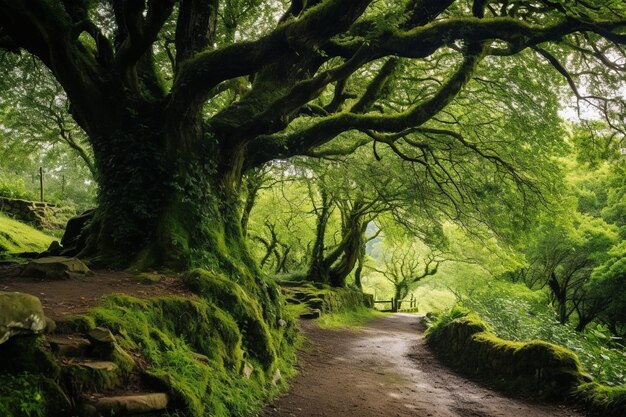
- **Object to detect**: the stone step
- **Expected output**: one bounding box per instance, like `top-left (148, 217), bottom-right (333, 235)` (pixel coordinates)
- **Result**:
top-left (62, 359), bottom-right (122, 393)
top-left (47, 334), bottom-right (92, 357)
top-left (80, 392), bottom-right (169, 417)
top-left (299, 309), bottom-right (321, 320)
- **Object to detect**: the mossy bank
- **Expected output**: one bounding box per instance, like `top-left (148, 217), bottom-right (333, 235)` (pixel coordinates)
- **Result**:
top-left (426, 307), bottom-right (626, 416)
top-left (0, 269), bottom-right (299, 417)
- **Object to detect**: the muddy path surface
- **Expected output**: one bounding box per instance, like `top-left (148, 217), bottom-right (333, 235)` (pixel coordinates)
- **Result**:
top-left (261, 314), bottom-right (586, 417)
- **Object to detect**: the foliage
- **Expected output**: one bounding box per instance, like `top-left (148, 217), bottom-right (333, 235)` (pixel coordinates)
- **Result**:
top-left (1, 0), bottom-right (624, 268)
top-left (0, 373), bottom-right (46, 417)
top-left (0, 174), bottom-right (35, 200)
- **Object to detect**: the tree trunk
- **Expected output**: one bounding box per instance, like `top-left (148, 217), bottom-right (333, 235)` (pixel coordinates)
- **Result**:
top-left (307, 188), bottom-right (332, 283)
top-left (393, 284), bottom-right (407, 313)
top-left (328, 216), bottom-right (366, 287)
top-left (74, 100), bottom-right (257, 285)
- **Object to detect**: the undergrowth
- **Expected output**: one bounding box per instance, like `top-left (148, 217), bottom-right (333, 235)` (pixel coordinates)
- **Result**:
top-left (460, 280), bottom-right (626, 386)
top-left (0, 373), bottom-right (46, 417)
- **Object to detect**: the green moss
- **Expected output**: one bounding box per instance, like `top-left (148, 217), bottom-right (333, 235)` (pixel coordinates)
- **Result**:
top-left (279, 281), bottom-right (371, 316)
top-left (58, 292), bottom-right (296, 417)
top-left (0, 214), bottom-right (54, 254)
top-left (0, 335), bottom-right (60, 378)
top-left (61, 360), bottom-right (123, 394)
top-left (577, 383), bottom-right (626, 417)
top-left (136, 272), bottom-right (162, 284)
top-left (426, 308), bottom-right (588, 399)
top-left (317, 307), bottom-right (385, 330)
top-left (183, 269), bottom-right (277, 368)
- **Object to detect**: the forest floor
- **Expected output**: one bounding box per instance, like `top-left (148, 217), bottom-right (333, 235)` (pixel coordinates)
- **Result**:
top-left (0, 265), bottom-right (193, 320)
top-left (261, 314), bottom-right (587, 417)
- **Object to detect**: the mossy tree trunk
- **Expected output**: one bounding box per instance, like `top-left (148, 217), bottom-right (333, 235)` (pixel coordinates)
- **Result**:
top-left (307, 198), bottom-right (371, 287)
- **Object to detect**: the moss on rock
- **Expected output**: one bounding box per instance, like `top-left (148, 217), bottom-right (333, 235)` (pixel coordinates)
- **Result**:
top-left (183, 269), bottom-right (278, 369)
top-left (278, 280), bottom-right (371, 317)
top-left (425, 308), bottom-right (588, 399)
top-left (577, 383), bottom-right (626, 417)
top-left (61, 291), bottom-right (295, 417)
top-left (0, 335), bottom-right (59, 378)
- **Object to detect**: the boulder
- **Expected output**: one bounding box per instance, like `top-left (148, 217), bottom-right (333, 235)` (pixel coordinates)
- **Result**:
top-left (87, 327), bottom-right (116, 356)
top-left (60, 209), bottom-right (94, 255)
top-left (21, 256), bottom-right (92, 280)
top-left (0, 292), bottom-right (47, 344)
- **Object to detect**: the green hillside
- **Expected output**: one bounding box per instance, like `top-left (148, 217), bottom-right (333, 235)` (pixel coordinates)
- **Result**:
top-left (0, 213), bottom-right (54, 254)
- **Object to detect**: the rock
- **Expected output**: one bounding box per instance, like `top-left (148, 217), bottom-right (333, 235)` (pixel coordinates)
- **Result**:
top-left (306, 298), bottom-right (324, 310)
top-left (21, 256), bottom-right (92, 280)
top-left (299, 309), bottom-right (321, 320)
top-left (191, 352), bottom-right (210, 364)
top-left (271, 368), bottom-right (282, 385)
top-left (76, 360), bottom-right (118, 372)
top-left (87, 327), bottom-right (116, 356)
top-left (0, 292), bottom-right (47, 344)
top-left (60, 209), bottom-right (94, 255)
top-left (44, 240), bottom-right (62, 256)
top-left (62, 360), bottom-right (121, 393)
top-left (47, 335), bottom-right (91, 357)
top-left (242, 362), bottom-right (254, 379)
top-left (277, 318), bottom-right (287, 327)
top-left (292, 292), bottom-right (308, 301)
top-left (88, 393), bottom-right (169, 415)
top-left (137, 272), bottom-right (162, 284)
top-left (88, 327), bottom-right (116, 344)
top-left (45, 317), bottom-right (56, 334)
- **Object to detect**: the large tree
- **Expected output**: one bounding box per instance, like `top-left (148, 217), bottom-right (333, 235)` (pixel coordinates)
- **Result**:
top-left (1, 0), bottom-right (625, 277)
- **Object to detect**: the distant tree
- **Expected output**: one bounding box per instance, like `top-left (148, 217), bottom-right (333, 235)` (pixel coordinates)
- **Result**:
top-left (524, 212), bottom-right (618, 329)
top-left (368, 238), bottom-right (444, 312)
top-left (588, 241), bottom-right (626, 338)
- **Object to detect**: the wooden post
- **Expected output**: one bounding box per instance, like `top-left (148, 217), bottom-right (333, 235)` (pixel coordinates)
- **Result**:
top-left (39, 167), bottom-right (44, 202)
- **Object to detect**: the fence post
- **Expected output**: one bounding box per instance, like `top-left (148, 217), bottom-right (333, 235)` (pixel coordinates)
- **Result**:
top-left (39, 167), bottom-right (44, 202)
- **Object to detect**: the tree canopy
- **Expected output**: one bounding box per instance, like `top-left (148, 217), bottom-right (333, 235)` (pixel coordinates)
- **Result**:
top-left (1, 0), bottom-right (625, 272)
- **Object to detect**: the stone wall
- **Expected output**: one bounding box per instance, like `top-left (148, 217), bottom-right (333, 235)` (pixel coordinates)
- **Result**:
top-left (0, 198), bottom-right (74, 230)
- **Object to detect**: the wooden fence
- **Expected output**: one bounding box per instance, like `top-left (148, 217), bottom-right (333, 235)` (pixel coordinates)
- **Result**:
top-left (373, 296), bottom-right (418, 313)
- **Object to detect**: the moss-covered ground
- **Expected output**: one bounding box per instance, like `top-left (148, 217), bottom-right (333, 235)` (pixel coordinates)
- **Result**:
top-left (317, 307), bottom-right (385, 330)
top-left (0, 214), bottom-right (54, 257)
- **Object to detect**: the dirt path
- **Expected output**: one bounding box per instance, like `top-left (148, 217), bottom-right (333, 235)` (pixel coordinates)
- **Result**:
top-left (262, 314), bottom-right (586, 417)
top-left (0, 265), bottom-right (193, 320)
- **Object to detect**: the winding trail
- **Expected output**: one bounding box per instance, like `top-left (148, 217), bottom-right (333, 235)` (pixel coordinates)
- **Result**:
top-left (262, 314), bottom-right (586, 417)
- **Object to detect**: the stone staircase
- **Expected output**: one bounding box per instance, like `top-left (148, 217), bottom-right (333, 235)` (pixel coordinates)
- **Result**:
top-left (47, 328), bottom-right (170, 416)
